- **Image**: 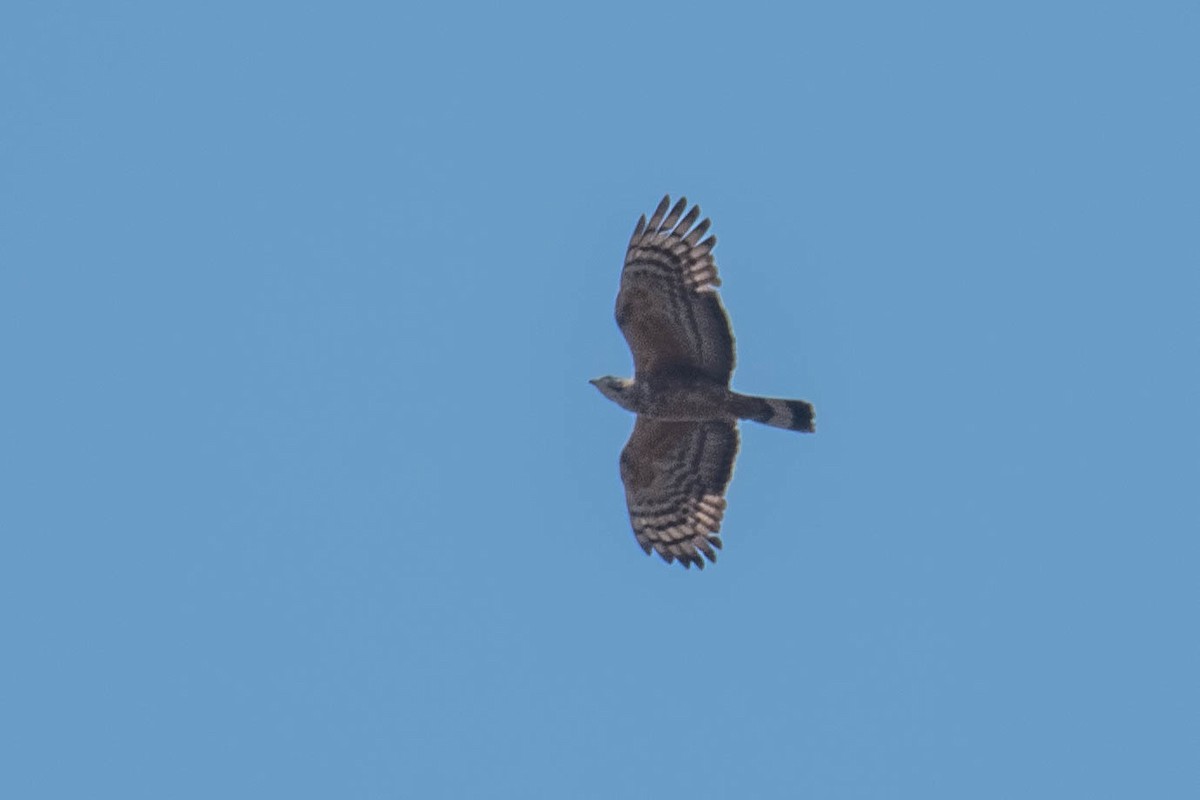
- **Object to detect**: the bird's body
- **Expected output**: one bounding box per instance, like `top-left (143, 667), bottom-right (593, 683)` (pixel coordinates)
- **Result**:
top-left (592, 373), bottom-right (727, 420)
top-left (592, 196), bottom-right (815, 569)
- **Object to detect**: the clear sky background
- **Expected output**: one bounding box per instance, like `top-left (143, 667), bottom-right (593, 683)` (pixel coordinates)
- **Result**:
top-left (2, 2), bottom-right (1197, 798)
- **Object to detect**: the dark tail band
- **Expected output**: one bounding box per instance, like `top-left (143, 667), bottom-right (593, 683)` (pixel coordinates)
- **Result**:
top-left (732, 393), bottom-right (816, 432)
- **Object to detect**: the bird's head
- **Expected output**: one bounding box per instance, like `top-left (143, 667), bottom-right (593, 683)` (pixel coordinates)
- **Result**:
top-left (589, 376), bottom-right (638, 411)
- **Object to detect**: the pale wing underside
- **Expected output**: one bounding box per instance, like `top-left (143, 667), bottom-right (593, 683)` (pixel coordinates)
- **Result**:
top-left (619, 418), bottom-right (739, 569)
top-left (616, 196), bottom-right (735, 384)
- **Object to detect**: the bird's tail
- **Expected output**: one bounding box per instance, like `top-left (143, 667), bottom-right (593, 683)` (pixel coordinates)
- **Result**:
top-left (731, 392), bottom-right (816, 433)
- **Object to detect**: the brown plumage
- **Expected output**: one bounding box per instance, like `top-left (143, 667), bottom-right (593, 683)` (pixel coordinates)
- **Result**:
top-left (591, 196), bottom-right (816, 569)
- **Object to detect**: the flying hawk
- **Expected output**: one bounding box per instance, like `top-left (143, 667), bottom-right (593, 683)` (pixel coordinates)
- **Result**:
top-left (591, 196), bottom-right (815, 569)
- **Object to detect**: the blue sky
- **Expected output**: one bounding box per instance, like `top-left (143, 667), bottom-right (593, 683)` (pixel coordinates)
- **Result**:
top-left (2, 2), bottom-right (1197, 797)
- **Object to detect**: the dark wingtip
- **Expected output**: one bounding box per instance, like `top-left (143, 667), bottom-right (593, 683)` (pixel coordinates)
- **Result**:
top-left (630, 214), bottom-right (647, 241)
top-left (647, 196), bottom-right (671, 230)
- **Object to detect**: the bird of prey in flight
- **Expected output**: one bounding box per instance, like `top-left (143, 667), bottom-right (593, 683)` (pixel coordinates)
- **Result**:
top-left (591, 196), bottom-right (815, 569)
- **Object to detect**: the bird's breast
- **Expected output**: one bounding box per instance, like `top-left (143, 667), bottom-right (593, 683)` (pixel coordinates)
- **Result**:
top-left (637, 383), bottom-right (733, 421)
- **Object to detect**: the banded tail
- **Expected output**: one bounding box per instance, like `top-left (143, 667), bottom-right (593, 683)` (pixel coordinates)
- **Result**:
top-left (731, 392), bottom-right (816, 433)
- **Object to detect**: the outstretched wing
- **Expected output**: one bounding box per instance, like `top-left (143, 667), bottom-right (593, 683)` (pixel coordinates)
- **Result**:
top-left (616, 196), bottom-right (735, 384)
top-left (619, 417), bottom-right (739, 569)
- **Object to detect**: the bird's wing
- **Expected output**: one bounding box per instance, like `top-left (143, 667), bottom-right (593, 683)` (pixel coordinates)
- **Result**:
top-left (619, 417), bottom-right (739, 569)
top-left (616, 196), bottom-right (735, 384)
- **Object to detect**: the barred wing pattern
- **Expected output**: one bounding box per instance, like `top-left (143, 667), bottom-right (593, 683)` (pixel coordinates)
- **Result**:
top-left (616, 196), bottom-right (735, 383)
top-left (620, 418), bottom-right (738, 569)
